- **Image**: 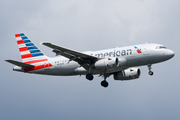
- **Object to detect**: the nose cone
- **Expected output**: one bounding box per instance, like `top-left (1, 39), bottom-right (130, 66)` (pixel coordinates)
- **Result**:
top-left (167, 49), bottom-right (175, 59)
top-left (164, 49), bottom-right (175, 60)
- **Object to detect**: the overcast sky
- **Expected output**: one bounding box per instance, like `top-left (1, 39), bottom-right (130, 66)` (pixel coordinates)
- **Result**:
top-left (0, 0), bottom-right (180, 120)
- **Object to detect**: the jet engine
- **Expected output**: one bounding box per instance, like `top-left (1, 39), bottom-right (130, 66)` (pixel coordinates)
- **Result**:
top-left (114, 68), bottom-right (141, 80)
top-left (94, 58), bottom-right (119, 69)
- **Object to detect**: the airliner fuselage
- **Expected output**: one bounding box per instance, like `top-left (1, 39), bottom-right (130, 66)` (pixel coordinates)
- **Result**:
top-left (6, 33), bottom-right (175, 87)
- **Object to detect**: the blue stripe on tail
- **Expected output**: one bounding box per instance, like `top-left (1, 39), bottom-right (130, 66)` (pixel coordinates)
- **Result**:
top-left (19, 33), bottom-right (46, 57)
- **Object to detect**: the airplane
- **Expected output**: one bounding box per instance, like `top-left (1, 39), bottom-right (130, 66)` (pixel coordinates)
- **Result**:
top-left (5, 33), bottom-right (175, 87)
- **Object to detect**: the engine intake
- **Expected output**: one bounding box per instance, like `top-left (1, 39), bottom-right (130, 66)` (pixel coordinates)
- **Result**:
top-left (114, 68), bottom-right (141, 80)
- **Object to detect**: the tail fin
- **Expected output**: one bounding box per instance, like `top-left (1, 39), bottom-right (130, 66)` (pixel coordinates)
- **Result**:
top-left (15, 33), bottom-right (48, 65)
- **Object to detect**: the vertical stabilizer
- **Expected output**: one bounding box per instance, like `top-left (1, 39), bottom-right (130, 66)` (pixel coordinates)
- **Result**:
top-left (15, 33), bottom-right (48, 65)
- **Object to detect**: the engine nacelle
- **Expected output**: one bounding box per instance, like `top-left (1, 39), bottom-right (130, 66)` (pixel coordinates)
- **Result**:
top-left (94, 58), bottom-right (119, 69)
top-left (114, 68), bottom-right (141, 80)
top-left (117, 58), bottom-right (127, 67)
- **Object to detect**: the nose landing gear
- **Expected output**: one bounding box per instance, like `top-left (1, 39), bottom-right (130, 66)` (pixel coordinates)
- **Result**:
top-left (147, 64), bottom-right (154, 76)
top-left (148, 71), bottom-right (153, 76)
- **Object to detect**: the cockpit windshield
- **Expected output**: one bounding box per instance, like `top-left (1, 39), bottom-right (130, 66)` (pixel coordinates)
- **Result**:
top-left (156, 46), bottom-right (167, 49)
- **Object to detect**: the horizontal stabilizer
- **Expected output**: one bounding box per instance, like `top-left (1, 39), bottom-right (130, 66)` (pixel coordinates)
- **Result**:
top-left (5, 60), bottom-right (34, 68)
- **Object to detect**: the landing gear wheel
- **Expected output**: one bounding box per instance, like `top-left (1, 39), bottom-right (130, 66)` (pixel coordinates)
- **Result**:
top-left (86, 73), bottom-right (94, 80)
top-left (101, 80), bottom-right (109, 88)
top-left (148, 71), bottom-right (154, 76)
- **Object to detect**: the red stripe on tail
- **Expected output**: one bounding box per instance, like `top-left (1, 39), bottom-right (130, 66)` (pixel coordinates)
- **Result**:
top-left (21, 54), bottom-right (33, 59)
top-left (15, 34), bottom-right (20, 37)
top-left (17, 40), bottom-right (24, 45)
top-left (19, 47), bottom-right (28, 52)
top-left (24, 59), bottom-right (48, 64)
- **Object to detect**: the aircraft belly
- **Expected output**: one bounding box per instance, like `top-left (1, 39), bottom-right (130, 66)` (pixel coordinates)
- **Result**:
top-left (27, 68), bottom-right (48, 75)
top-left (105, 67), bottom-right (124, 73)
top-left (126, 55), bottom-right (149, 67)
top-left (52, 62), bottom-right (79, 75)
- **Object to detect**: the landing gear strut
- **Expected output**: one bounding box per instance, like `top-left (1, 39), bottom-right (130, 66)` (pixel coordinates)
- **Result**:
top-left (100, 73), bottom-right (110, 88)
top-left (147, 64), bottom-right (154, 76)
top-left (86, 65), bottom-right (94, 80)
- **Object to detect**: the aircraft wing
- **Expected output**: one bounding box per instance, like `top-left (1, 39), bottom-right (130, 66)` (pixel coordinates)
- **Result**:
top-left (42, 42), bottom-right (98, 70)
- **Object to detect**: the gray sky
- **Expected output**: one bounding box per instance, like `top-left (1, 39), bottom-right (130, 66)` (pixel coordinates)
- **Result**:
top-left (0, 0), bottom-right (180, 120)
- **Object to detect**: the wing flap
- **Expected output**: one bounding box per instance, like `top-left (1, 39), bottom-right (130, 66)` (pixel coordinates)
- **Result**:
top-left (5, 60), bottom-right (35, 68)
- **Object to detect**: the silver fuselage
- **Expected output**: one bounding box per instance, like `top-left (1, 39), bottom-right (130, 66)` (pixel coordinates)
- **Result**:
top-left (14, 43), bottom-right (174, 76)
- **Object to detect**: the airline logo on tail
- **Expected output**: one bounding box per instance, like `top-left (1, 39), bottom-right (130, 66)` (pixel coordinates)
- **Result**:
top-left (15, 33), bottom-right (52, 71)
top-left (15, 33), bottom-right (45, 61)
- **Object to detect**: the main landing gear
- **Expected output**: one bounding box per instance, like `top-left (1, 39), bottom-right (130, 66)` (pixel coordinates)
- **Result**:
top-left (101, 80), bottom-right (109, 88)
top-left (85, 73), bottom-right (110, 88)
top-left (100, 73), bottom-right (110, 88)
top-left (147, 64), bottom-right (154, 76)
top-left (86, 66), bottom-right (94, 80)
top-left (86, 73), bottom-right (94, 80)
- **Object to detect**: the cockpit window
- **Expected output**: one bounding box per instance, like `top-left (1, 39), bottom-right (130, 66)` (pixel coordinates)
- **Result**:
top-left (156, 46), bottom-right (167, 49)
